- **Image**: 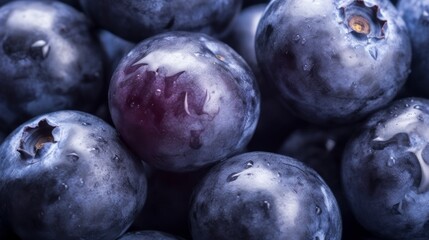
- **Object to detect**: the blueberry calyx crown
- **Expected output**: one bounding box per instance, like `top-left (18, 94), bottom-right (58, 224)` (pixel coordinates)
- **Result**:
top-left (17, 119), bottom-right (57, 160)
top-left (339, 0), bottom-right (387, 40)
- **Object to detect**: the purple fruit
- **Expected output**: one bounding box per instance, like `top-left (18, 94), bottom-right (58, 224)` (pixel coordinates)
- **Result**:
top-left (109, 31), bottom-right (260, 172)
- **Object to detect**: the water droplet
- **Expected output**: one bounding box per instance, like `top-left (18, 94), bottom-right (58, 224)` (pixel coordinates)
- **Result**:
top-left (66, 153), bottom-right (79, 162)
top-left (245, 161), bottom-right (254, 169)
top-left (293, 34), bottom-right (301, 42)
top-left (61, 182), bottom-right (68, 190)
top-left (261, 200), bottom-right (271, 217)
top-left (387, 156), bottom-right (396, 166)
top-left (81, 121), bottom-right (91, 126)
top-left (78, 178), bottom-right (84, 187)
top-left (129, 101), bottom-right (136, 108)
top-left (368, 47), bottom-right (378, 60)
top-left (227, 172), bottom-right (240, 182)
top-left (113, 155), bottom-right (121, 163)
top-left (302, 64), bottom-right (310, 71)
top-left (316, 205), bottom-right (322, 215)
top-left (263, 200), bottom-right (270, 210)
top-left (414, 105), bottom-right (422, 110)
top-left (31, 40), bottom-right (50, 59)
top-left (155, 88), bottom-right (162, 96)
top-left (89, 147), bottom-right (100, 153)
top-left (96, 136), bottom-right (107, 144)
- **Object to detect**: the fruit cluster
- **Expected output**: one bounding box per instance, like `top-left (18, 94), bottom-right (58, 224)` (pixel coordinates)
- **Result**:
top-left (0, 0), bottom-right (426, 239)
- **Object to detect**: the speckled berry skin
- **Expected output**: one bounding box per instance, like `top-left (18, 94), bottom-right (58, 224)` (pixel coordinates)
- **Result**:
top-left (109, 31), bottom-right (260, 172)
top-left (255, 0), bottom-right (411, 124)
top-left (79, 0), bottom-right (242, 42)
top-left (0, 110), bottom-right (147, 240)
top-left (190, 151), bottom-right (342, 240)
top-left (342, 97), bottom-right (429, 239)
top-left (0, 1), bottom-right (105, 134)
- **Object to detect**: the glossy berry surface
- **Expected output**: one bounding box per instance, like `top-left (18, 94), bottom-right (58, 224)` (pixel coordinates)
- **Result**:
top-left (79, 0), bottom-right (242, 42)
top-left (190, 151), bottom-right (342, 240)
top-left (255, 0), bottom-right (411, 124)
top-left (342, 97), bottom-right (429, 239)
top-left (0, 1), bottom-right (105, 134)
top-left (109, 31), bottom-right (260, 172)
top-left (0, 110), bottom-right (147, 240)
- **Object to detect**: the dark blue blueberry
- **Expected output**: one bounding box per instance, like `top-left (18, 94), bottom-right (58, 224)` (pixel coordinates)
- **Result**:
top-left (0, 110), bottom-right (148, 240)
top-left (118, 230), bottom-right (185, 240)
top-left (224, 4), bottom-right (303, 152)
top-left (108, 31), bottom-right (260, 172)
top-left (0, 1), bottom-right (105, 134)
top-left (98, 29), bottom-right (135, 78)
top-left (342, 97), bottom-right (429, 239)
top-left (397, 0), bottom-right (429, 98)
top-left (190, 151), bottom-right (342, 240)
top-left (255, 0), bottom-right (411, 125)
top-left (1, 0), bottom-right (81, 9)
top-left (79, 0), bottom-right (242, 42)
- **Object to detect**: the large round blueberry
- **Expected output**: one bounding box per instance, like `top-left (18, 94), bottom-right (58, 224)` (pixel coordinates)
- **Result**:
top-left (255, 0), bottom-right (411, 124)
top-left (0, 1), bottom-right (105, 134)
top-left (342, 97), bottom-right (429, 239)
top-left (108, 31), bottom-right (260, 172)
top-left (0, 110), bottom-right (147, 240)
top-left (190, 151), bottom-right (342, 240)
top-left (79, 0), bottom-right (242, 42)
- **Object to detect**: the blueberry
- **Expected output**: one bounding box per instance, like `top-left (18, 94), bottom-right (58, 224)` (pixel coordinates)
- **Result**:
top-left (79, 0), bottom-right (243, 42)
top-left (397, 0), bottom-right (429, 98)
top-left (118, 230), bottom-right (184, 240)
top-left (189, 151), bottom-right (342, 240)
top-left (0, 1), bottom-right (105, 134)
top-left (98, 29), bottom-right (135, 78)
top-left (108, 31), bottom-right (260, 172)
top-left (255, 0), bottom-right (411, 124)
top-left (224, 3), bottom-right (267, 78)
top-left (1, 0), bottom-right (81, 9)
top-left (342, 97), bottom-right (429, 239)
top-left (0, 110), bottom-right (147, 240)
